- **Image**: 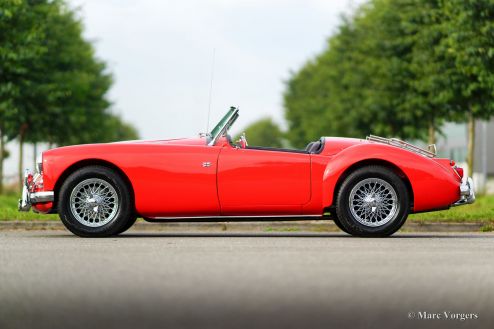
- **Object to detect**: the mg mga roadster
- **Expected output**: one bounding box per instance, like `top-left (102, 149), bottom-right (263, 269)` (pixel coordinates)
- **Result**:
top-left (19, 107), bottom-right (475, 237)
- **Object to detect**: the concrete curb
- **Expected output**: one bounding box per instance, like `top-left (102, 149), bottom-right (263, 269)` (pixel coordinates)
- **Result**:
top-left (0, 220), bottom-right (491, 233)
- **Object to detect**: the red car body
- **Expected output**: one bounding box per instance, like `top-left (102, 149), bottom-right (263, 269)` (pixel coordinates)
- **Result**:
top-left (19, 107), bottom-right (474, 237)
top-left (31, 135), bottom-right (464, 217)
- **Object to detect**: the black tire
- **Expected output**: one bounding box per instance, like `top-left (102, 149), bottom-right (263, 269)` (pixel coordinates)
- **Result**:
top-left (331, 213), bottom-right (350, 234)
top-left (335, 165), bottom-right (409, 237)
top-left (58, 165), bottom-right (135, 237)
top-left (117, 215), bottom-right (138, 234)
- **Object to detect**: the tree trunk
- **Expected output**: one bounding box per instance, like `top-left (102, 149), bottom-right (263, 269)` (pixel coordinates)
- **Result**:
top-left (467, 109), bottom-right (475, 177)
top-left (18, 124), bottom-right (28, 191)
top-left (0, 128), bottom-right (4, 195)
top-left (428, 117), bottom-right (436, 145)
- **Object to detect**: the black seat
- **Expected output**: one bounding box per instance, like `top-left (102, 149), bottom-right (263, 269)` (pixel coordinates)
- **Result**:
top-left (305, 142), bottom-right (315, 152)
top-left (305, 140), bottom-right (323, 154)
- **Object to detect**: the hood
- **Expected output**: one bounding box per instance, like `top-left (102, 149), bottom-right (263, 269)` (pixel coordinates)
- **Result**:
top-left (44, 136), bottom-right (207, 156)
top-left (113, 137), bottom-right (206, 146)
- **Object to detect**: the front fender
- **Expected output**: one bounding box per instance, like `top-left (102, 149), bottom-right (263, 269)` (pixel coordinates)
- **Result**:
top-left (322, 143), bottom-right (460, 212)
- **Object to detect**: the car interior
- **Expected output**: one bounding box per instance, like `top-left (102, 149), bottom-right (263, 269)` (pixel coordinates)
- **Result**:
top-left (227, 134), bottom-right (325, 154)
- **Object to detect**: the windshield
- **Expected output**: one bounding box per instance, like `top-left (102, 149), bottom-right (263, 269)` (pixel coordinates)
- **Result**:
top-left (208, 106), bottom-right (239, 145)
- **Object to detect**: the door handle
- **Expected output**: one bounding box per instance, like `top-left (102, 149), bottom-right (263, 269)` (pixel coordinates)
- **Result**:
top-left (202, 162), bottom-right (212, 168)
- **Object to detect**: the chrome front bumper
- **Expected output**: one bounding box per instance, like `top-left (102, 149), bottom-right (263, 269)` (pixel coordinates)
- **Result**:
top-left (452, 177), bottom-right (475, 207)
top-left (18, 170), bottom-right (54, 212)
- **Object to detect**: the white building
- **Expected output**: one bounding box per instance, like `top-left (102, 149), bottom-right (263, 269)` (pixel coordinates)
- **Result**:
top-left (436, 119), bottom-right (494, 194)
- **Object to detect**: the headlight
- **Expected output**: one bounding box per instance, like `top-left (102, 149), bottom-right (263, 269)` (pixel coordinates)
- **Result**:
top-left (36, 153), bottom-right (43, 173)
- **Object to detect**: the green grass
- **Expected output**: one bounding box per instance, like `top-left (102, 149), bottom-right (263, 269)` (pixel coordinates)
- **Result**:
top-left (0, 193), bottom-right (58, 221)
top-left (1, 193), bottom-right (493, 222)
top-left (409, 194), bottom-right (494, 223)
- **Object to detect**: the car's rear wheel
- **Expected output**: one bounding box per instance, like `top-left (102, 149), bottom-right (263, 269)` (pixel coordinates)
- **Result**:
top-left (59, 166), bottom-right (135, 237)
top-left (335, 166), bottom-right (409, 237)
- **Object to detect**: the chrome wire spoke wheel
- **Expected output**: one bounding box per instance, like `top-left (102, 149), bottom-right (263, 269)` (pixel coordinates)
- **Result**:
top-left (349, 178), bottom-right (399, 227)
top-left (69, 178), bottom-right (119, 228)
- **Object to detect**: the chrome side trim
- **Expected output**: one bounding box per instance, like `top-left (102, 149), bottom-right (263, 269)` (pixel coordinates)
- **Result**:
top-left (146, 214), bottom-right (322, 221)
top-left (452, 177), bottom-right (475, 207)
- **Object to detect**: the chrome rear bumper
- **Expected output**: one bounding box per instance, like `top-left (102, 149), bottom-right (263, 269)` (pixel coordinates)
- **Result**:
top-left (452, 177), bottom-right (475, 207)
top-left (18, 170), bottom-right (54, 212)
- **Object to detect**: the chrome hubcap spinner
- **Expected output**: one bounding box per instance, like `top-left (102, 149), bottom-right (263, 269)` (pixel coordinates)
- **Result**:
top-left (349, 178), bottom-right (399, 227)
top-left (70, 178), bottom-right (119, 227)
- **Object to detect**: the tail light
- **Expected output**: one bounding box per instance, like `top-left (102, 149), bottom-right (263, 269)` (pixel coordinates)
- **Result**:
top-left (26, 173), bottom-right (34, 186)
top-left (454, 167), bottom-right (464, 179)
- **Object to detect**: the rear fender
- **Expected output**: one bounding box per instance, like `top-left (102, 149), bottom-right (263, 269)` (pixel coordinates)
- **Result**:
top-left (322, 143), bottom-right (460, 212)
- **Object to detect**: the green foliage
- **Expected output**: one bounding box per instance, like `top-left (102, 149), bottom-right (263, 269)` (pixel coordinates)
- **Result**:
top-left (0, 0), bottom-right (139, 191)
top-left (0, 0), bottom-right (138, 145)
top-left (439, 0), bottom-right (494, 120)
top-left (284, 0), bottom-right (494, 150)
top-left (0, 193), bottom-right (58, 221)
top-left (409, 194), bottom-right (494, 222)
top-left (480, 224), bottom-right (493, 232)
top-left (235, 117), bottom-right (285, 148)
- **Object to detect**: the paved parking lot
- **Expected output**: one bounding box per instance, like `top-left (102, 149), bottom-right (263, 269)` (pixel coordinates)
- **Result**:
top-left (1, 231), bottom-right (493, 329)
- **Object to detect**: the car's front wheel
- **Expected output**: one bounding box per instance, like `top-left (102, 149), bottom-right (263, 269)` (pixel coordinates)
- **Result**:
top-left (58, 166), bottom-right (135, 237)
top-left (335, 166), bottom-right (409, 237)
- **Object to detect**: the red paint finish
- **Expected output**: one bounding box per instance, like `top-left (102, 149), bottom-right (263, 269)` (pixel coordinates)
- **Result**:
top-left (43, 138), bottom-right (220, 217)
top-left (33, 202), bottom-right (53, 214)
top-left (217, 144), bottom-right (311, 215)
top-left (321, 141), bottom-right (461, 212)
top-left (35, 135), bottom-right (464, 218)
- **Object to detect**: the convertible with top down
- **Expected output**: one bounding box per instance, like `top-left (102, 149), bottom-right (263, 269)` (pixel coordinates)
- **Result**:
top-left (19, 107), bottom-right (475, 237)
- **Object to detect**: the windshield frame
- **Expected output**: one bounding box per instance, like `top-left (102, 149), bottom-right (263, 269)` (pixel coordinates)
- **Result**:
top-left (207, 107), bottom-right (239, 146)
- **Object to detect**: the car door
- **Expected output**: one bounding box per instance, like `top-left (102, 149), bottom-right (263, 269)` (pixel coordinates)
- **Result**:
top-left (126, 144), bottom-right (221, 217)
top-left (217, 145), bottom-right (311, 215)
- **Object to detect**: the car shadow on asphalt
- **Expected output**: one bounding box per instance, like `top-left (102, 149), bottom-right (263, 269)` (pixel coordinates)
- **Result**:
top-left (113, 232), bottom-right (491, 239)
top-left (33, 231), bottom-right (492, 239)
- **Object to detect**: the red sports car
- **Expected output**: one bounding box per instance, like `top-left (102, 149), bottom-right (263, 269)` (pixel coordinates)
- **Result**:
top-left (19, 107), bottom-right (474, 237)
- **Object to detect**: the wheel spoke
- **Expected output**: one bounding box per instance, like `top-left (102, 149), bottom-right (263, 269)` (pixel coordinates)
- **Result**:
top-left (69, 178), bottom-right (119, 228)
top-left (349, 178), bottom-right (399, 228)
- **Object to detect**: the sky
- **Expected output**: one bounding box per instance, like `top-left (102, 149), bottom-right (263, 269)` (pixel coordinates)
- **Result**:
top-left (5, 0), bottom-right (366, 178)
top-left (67, 0), bottom-right (365, 138)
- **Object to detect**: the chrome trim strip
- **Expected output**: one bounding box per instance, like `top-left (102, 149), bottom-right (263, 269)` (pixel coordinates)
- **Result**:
top-left (452, 177), bottom-right (475, 207)
top-left (147, 214), bottom-right (322, 221)
top-left (30, 191), bottom-right (54, 203)
top-left (367, 135), bottom-right (436, 158)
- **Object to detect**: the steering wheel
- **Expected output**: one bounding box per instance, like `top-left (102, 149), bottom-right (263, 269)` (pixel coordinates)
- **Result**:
top-left (237, 133), bottom-right (248, 149)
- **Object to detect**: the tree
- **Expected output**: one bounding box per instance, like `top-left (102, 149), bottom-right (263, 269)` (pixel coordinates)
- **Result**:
top-left (0, 0), bottom-right (139, 191)
top-left (0, 0), bottom-right (49, 191)
top-left (438, 0), bottom-right (494, 176)
top-left (235, 118), bottom-right (285, 148)
top-left (284, 0), bottom-right (431, 148)
top-left (284, 0), bottom-right (494, 175)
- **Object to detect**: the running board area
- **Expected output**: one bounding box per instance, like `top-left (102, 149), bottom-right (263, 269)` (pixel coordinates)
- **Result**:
top-left (143, 215), bottom-right (325, 223)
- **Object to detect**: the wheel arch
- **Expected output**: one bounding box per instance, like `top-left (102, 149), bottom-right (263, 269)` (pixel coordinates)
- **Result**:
top-left (53, 159), bottom-right (136, 213)
top-left (328, 159), bottom-right (414, 211)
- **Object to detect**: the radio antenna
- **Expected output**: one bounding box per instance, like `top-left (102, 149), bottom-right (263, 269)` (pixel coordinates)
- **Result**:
top-left (206, 48), bottom-right (216, 133)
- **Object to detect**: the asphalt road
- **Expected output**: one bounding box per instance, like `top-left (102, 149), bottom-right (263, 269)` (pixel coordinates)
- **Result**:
top-left (1, 231), bottom-right (493, 329)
